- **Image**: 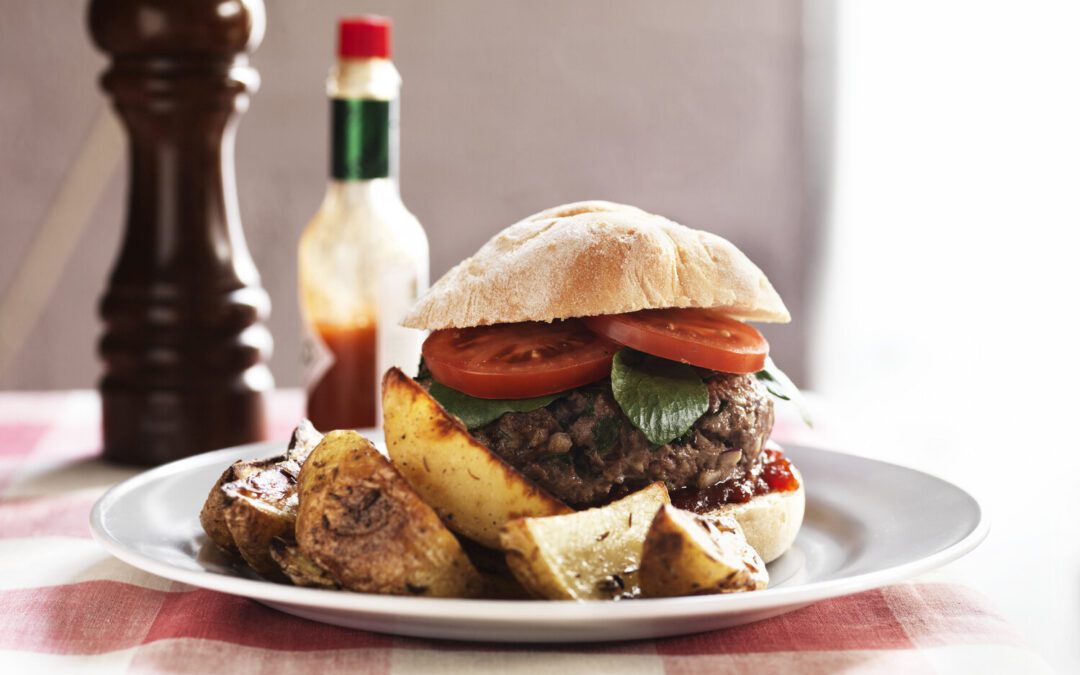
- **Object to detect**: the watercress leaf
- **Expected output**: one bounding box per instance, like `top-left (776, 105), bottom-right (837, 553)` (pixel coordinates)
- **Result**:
top-left (754, 369), bottom-right (790, 400)
top-left (427, 381), bottom-right (561, 429)
top-left (610, 349), bottom-right (710, 446)
top-left (755, 357), bottom-right (814, 428)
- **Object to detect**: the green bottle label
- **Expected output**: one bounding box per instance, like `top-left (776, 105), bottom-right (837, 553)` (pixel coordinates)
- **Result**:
top-left (331, 99), bottom-right (393, 180)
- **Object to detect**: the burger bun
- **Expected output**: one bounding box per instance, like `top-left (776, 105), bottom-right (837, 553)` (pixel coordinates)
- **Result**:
top-left (404, 200), bottom-right (790, 330)
top-left (704, 465), bottom-right (805, 563)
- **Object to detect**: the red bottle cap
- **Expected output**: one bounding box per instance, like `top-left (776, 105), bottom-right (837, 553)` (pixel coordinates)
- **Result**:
top-left (338, 16), bottom-right (392, 59)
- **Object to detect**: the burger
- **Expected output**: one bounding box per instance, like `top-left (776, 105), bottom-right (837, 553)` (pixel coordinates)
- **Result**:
top-left (401, 201), bottom-right (804, 563)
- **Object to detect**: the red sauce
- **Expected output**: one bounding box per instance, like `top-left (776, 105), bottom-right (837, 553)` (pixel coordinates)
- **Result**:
top-left (306, 323), bottom-right (378, 430)
top-left (670, 446), bottom-right (799, 513)
top-left (761, 448), bottom-right (800, 493)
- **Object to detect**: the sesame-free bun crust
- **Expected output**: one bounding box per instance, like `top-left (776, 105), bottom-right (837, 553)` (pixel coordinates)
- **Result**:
top-left (403, 201), bottom-right (790, 330)
top-left (707, 465), bottom-right (805, 563)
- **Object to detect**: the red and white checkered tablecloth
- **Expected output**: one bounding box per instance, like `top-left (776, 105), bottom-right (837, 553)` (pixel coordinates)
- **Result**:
top-left (0, 391), bottom-right (1052, 674)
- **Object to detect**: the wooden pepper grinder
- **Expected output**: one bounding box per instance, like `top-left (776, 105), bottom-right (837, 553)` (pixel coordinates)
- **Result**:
top-left (89, 0), bottom-right (272, 465)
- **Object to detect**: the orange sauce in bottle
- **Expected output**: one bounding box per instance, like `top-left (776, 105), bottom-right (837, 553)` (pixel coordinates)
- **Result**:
top-left (306, 323), bottom-right (378, 430)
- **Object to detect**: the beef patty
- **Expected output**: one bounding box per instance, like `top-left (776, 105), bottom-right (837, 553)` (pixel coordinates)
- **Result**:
top-left (469, 373), bottom-right (774, 508)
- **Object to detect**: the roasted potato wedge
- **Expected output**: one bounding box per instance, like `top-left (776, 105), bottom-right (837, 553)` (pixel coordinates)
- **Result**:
top-left (200, 421), bottom-right (323, 573)
top-left (222, 487), bottom-right (294, 577)
top-left (269, 538), bottom-right (339, 589)
top-left (500, 483), bottom-right (669, 600)
top-left (640, 505), bottom-right (768, 597)
top-left (382, 368), bottom-right (571, 548)
top-left (285, 419), bottom-right (324, 463)
top-left (200, 459), bottom-right (265, 554)
top-left (296, 429), bottom-right (483, 597)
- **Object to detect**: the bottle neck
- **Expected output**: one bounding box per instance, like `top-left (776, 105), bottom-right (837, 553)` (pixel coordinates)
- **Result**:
top-left (322, 178), bottom-right (401, 208)
top-left (328, 58), bottom-right (401, 183)
top-left (330, 98), bottom-right (395, 180)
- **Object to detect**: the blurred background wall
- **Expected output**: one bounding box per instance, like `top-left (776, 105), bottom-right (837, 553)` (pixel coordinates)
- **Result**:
top-left (0, 0), bottom-right (829, 390)
top-left (813, 3), bottom-right (1080, 667)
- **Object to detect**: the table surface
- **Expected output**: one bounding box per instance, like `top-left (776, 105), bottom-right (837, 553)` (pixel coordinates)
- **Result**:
top-left (0, 390), bottom-right (1055, 674)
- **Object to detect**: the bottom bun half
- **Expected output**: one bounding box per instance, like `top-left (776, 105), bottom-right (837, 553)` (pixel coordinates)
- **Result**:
top-left (705, 465), bottom-right (805, 564)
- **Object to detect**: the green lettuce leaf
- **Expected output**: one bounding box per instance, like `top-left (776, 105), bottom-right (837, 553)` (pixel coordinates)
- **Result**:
top-left (427, 381), bottom-right (562, 429)
top-left (755, 356), bottom-right (813, 427)
top-left (610, 349), bottom-right (710, 446)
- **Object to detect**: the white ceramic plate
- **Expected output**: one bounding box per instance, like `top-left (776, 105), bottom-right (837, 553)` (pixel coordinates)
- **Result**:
top-left (89, 432), bottom-right (987, 643)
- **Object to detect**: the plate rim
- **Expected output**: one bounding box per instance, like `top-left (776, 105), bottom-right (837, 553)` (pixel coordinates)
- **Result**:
top-left (88, 440), bottom-right (989, 622)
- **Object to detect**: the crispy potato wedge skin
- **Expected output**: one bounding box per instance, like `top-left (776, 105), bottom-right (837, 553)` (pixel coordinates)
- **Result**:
top-left (219, 451), bottom-right (305, 576)
top-left (500, 483), bottom-right (670, 600)
top-left (285, 419), bottom-right (324, 463)
top-left (641, 505), bottom-right (768, 597)
top-left (200, 458), bottom-right (275, 554)
top-left (269, 539), bottom-right (339, 589)
top-left (200, 421), bottom-right (324, 566)
top-left (222, 491), bottom-right (294, 577)
top-left (200, 462), bottom-right (246, 553)
top-left (382, 368), bottom-right (571, 548)
top-left (297, 430), bottom-right (483, 597)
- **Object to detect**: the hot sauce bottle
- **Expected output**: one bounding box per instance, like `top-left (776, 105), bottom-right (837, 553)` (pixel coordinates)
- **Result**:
top-left (299, 16), bottom-right (429, 431)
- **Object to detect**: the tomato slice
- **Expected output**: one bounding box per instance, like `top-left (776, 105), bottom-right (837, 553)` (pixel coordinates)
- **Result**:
top-left (582, 308), bottom-right (768, 374)
top-left (422, 320), bottom-right (618, 399)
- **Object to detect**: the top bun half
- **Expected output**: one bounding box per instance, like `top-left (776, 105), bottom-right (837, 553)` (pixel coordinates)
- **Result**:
top-left (402, 201), bottom-right (790, 330)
